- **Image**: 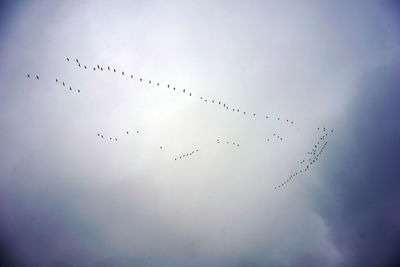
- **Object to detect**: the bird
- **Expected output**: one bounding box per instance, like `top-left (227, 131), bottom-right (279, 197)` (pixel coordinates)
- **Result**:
top-left (101, 135), bottom-right (103, 138)
top-left (149, 80), bottom-right (151, 84)
top-left (136, 130), bottom-right (139, 133)
top-left (131, 75), bottom-right (133, 79)
top-left (219, 101), bottom-right (221, 105)
top-left (244, 112), bottom-right (246, 115)
top-left (108, 66), bottom-right (110, 71)
top-left (97, 64), bottom-right (100, 69)
top-left (78, 89), bottom-right (80, 93)
top-left (84, 65), bottom-right (87, 69)
top-left (62, 82), bottom-right (65, 86)
top-left (167, 84), bottom-right (170, 88)
top-left (183, 89), bottom-right (185, 93)
top-left (27, 74), bottom-right (30, 78)
top-left (97, 133), bottom-right (100, 136)
top-left (69, 87), bottom-right (72, 91)
top-left (76, 59), bottom-right (79, 63)
top-left (157, 83), bottom-right (159, 86)
top-left (93, 67), bottom-right (96, 71)
top-left (140, 78), bottom-right (142, 82)
top-left (36, 75), bottom-right (39, 80)
top-left (67, 58), bottom-right (69, 61)
top-left (122, 71), bottom-right (124, 75)
top-left (78, 63), bottom-right (81, 67)
top-left (115, 138), bottom-right (117, 141)
top-left (173, 87), bottom-right (176, 90)
top-left (114, 69), bottom-right (116, 72)
top-left (160, 146), bottom-right (162, 149)
top-left (126, 131), bottom-right (129, 134)
top-left (100, 67), bottom-right (103, 71)
top-left (189, 93), bottom-right (192, 96)
top-left (55, 79), bottom-right (58, 82)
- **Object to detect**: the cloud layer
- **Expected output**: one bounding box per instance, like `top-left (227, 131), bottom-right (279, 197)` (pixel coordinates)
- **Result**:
top-left (1, 1), bottom-right (400, 266)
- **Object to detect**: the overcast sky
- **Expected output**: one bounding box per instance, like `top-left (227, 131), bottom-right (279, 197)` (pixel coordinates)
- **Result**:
top-left (1, 1), bottom-right (400, 266)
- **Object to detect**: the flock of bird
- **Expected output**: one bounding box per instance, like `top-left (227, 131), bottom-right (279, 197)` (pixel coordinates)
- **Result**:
top-left (67, 57), bottom-right (296, 127)
top-left (267, 132), bottom-right (284, 142)
top-left (216, 139), bottom-right (240, 148)
top-left (174, 149), bottom-right (199, 161)
top-left (55, 79), bottom-right (81, 93)
top-left (26, 56), bottom-right (334, 190)
top-left (274, 127), bottom-right (332, 189)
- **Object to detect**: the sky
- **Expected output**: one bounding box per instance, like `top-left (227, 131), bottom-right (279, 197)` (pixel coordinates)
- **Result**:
top-left (0, 1), bottom-right (400, 266)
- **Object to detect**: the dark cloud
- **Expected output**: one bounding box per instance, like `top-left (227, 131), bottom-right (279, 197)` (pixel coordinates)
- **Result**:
top-left (312, 63), bottom-right (400, 266)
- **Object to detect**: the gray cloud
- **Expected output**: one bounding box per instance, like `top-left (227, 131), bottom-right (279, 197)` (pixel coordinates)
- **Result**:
top-left (310, 63), bottom-right (400, 267)
top-left (1, 1), bottom-right (400, 267)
